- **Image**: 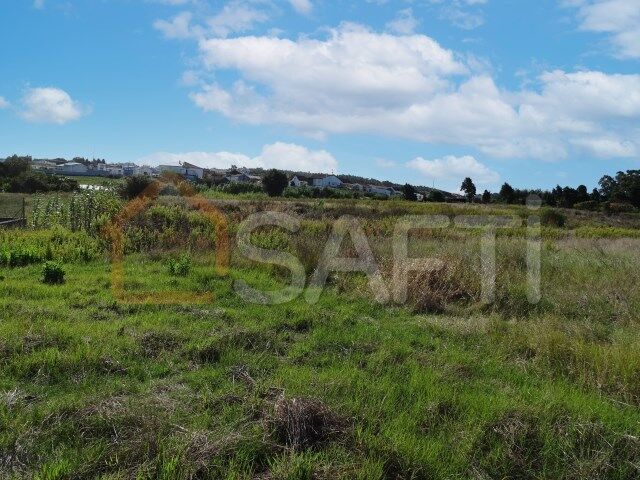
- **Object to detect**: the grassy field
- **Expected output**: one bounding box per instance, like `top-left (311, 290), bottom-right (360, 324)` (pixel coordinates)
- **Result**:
top-left (1, 193), bottom-right (640, 479)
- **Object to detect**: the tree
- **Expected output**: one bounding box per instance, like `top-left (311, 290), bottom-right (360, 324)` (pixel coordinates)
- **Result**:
top-left (0, 155), bottom-right (31, 178)
top-left (482, 190), bottom-right (491, 204)
top-left (262, 169), bottom-right (288, 197)
top-left (576, 185), bottom-right (589, 204)
top-left (427, 190), bottom-right (445, 202)
top-left (460, 177), bottom-right (476, 202)
top-left (402, 183), bottom-right (417, 201)
top-left (119, 175), bottom-right (153, 199)
top-left (499, 183), bottom-right (515, 204)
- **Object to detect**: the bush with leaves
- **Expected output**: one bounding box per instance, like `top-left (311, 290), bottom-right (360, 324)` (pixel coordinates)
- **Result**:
top-left (167, 254), bottom-right (192, 277)
top-left (118, 175), bottom-right (154, 200)
top-left (262, 169), bottom-right (288, 197)
top-left (42, 261), bottom-right (65, 284)
top-left (540, 208), bottom-right (566, 228)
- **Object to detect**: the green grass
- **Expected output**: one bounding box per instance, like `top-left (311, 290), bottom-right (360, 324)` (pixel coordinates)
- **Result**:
top-left (1, 198), bottom-right (640, 479)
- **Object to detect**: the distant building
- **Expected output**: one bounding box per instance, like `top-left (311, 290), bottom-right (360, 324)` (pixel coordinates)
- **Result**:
top-left (32, 160), bottom-right (57, 172)
top-left (158, 162), bottom-right (204, 181)
top-left (122, 163), bottom-right (137, 177)
top-left (289, 175), bottom-right (310, 187)
top-left (105, 165), bottom-right (123, 177)
top-left (289, 175), bottom-right (342, 188)
top-left (224, 171), bottom-right (261, 183)
top-left (366, 185), bottom-right (402, 197)
top-left (312, 175), bottom-right (342, 188)
top-left (56, 162), bottom-right (88, 175)
top-left (135, 165), bottom-right (155, 176)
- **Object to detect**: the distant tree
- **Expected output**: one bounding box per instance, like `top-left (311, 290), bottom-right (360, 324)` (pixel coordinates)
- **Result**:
top-left (499, 183), bottom-right (515, 204)
top-left (590, 188), bottom-right (601, 202)
top-left (402, 183), bottom-right (417, 201)
top-left (427, 190), bottom-right (445, 202)
top-left (461, 177), bottom-right (476, 202)
top-left (598, 175), bottom-right (616, 201)
top-left (0, 155), bottom-right (31, 178)
top-left (7, 171), bottom-right (78, 193)
top-left (262, 169), bottom-right (288, 197)
top-left (482, 190), bottom-right (491, 204)
top-left (119, 175), bottom-right (154, 199)
top-left (614, 170), bottom-right (640, 208)
top-left (576, 185), bottom-right (589, 204)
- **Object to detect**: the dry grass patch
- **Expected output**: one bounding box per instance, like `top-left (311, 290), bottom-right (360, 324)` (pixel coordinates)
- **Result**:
top-left (266, 395), bottom-right (350, 452)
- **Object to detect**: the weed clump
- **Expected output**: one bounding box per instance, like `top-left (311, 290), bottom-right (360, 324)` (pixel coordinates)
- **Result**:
top-left (41, 261), bottom-right (65, 284)
top-left (472, 411), bottom-right (544, 479)
top-left (167, 254), bottom-right (192, 277)
top-left (407, 261), bottom-right (473, 314)
top-left (267, 395), bottom-right (349, 451)
top-left (137, 331), bottom-right (180, 358)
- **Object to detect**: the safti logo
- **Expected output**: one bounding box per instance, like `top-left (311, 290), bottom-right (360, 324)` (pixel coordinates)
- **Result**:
top-left (102, 173), bottom-right (230, 305)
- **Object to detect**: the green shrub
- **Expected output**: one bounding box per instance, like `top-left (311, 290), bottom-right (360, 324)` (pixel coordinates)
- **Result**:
top-left (0, 248), bottom-right (41, 267)
top-left (5, 171), bottom-right (78, 193)
top-left (167, 254), bottom-right (192, 277)
top-left (540, 208), bottom-right (566, 228)
top-left (42, 261), bottom-right (65, 284)
top-left (118, 174), bottom-right (154, 199)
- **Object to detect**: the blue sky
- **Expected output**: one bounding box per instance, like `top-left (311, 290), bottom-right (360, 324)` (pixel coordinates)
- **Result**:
top-left (0, 0), bottom-right (639, 192)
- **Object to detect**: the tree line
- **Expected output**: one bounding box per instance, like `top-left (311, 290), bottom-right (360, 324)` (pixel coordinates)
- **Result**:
top-left (452, 171), bottom-right (640, 211)
top-left (0, 156), bottom-right (78, 193)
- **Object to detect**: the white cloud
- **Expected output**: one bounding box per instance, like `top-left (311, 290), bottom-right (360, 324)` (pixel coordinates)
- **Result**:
top-left (33, 0), bottom-right (44, 9)
top-left (429, 0), bottom-right (488, 30)
top-left (386, 9), bottom-right (419, 35)
top-left (408, 155), bottom-right (499, 184)
top-left (138, 142), bottom-right (339, 173)
top-left (566, 0), bottom-right (640, 58)
top-left (184, 23), bottom-right (640, 161)
top-left (207, 0), bottom-right (270, 38)
top-left (20, 87), bottom-right (86, 124)
top-left (154, 11), bottom-right (200, 39)
top-left (289, 0), bottom-right (312, 15)
top-left (154, 1), bottom-right (271, 40)
top-left (0, 96), bottom-right (9, 109)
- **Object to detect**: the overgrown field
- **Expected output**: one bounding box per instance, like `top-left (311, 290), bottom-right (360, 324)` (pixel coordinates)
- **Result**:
top-left (1, 191), bottom-right (640, 479)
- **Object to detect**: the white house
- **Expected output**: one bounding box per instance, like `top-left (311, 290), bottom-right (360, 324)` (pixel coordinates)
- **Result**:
top-left (105, 165), bottom-right (123, 177)
top-left (289, 175), bottom-right (309, 187)
top-left (135, 165), bottom-right (155, 176)
top-left (183, 162), bottom-right (204, 180)
top-left (56, 162), bottom-right (88, 175)
top-left (158, 162), bottom-right (204, 181)
top-left (311, 175), bottom-right (342, 188)
top-left (366, 185), bottom-right (400, 197)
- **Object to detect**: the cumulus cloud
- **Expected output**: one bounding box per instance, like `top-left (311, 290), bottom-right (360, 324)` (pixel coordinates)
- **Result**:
top-left (408, 155), bottom-right (499, 184)
top-left (566, 0), bottom-right (640, 59)
top-left (185, 23), bottom-right (640, 160)
top-left (0, 96), bottom-right (9, 109)
top-left (289, 0), bottom-right (312, 15)
top-left (20, 87), bottom-right (86, 124)
top-left (138, 142), bottom-right (339, 172)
